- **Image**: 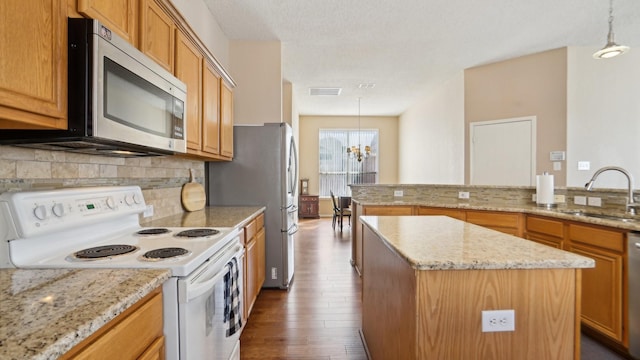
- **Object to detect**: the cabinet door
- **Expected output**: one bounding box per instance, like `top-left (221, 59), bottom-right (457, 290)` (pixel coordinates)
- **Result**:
top-left (175, 31), bottom-right (203, 152)
top-left (202, 61), bottom-right (221, 155)
top-left (139, 0), bottom-right (174, 72)
top-left (568, 223), bottom-right (625, 344)
top-left (77, 0), bottom-right (137, 46)
top-left (220, 81), bottom-right (234, 158)
top-left (0, 0), bottom-right (67, 129)
top-left (569, 243), bottom-right (624, 342)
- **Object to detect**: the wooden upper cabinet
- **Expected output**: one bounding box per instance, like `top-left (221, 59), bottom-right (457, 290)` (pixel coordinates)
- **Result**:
top-left (202, 61), bottom-right (221, 155)
top-left (220, 80), bottom-right (234, 159)
top-left (139, 0), bottom-right (174, 72)
top-left (77, 0), bottom-right (137, 46)
top-left (0, 0), bottom-right (67, 129)
top-left (174, 31), bottom-right (203, 152)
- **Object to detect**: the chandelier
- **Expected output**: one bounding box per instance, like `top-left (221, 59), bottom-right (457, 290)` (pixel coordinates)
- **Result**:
top-left (593, 0), bottom-right (629, 59)
top-left (346, 98), bottom-right (371, 162)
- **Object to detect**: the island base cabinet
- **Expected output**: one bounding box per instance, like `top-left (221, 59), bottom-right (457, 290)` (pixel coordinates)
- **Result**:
top-left (362, 225), bottom-right (582, 360)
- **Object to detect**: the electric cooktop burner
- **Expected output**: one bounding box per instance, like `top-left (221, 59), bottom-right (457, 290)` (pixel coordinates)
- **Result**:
top-left (73, 244), bottom-right (139, 259)
top-left (136, 228), bottom-right (171, 235)
top-left (142, 247), bottom-right (191, 260)
top-left (175, 228), bottom-right (220, 238)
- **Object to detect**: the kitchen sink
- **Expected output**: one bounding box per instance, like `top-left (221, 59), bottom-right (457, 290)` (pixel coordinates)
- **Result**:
top-left (559, 210), bottom-right (640, 223)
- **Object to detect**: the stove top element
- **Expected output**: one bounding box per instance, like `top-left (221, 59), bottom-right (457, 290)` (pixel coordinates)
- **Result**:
top-left (73, 244), bottom-right (139, 260)
top-left (142, 247), bottom-right (191, 261)
top-left (175, 228), bottom-right (220, 238)
top-left (136, 228), bottom-right (171, 236)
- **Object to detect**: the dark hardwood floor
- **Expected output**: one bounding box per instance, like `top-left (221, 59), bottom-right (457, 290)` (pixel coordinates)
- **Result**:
top-left (240, 218), bottom-right (366, 360)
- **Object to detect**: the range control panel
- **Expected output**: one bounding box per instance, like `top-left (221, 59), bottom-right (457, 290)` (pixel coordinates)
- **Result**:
top-left (0, 186), bottom-right (146, 238)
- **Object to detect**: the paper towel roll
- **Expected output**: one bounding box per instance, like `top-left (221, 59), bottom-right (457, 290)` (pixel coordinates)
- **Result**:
top-left (536, 172), bottom-right (554, 206)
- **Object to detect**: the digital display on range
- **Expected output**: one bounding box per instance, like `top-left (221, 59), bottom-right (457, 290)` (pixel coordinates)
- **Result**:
top-left (86, 204), bottom-right (95, 210)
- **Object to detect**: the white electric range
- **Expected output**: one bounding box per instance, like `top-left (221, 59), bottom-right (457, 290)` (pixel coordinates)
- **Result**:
top-left (0, 186), bottom-right (244, 360)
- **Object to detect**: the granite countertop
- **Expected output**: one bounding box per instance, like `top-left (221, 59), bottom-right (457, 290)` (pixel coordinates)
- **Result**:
top-left (0, 268), bottom-right (170, 360)
top-left (352, 199), bottom-right (640, 231)
top-left (141, 206), bottom-right (266, 229)
top-left (360, 215), bottom-right (595, 271)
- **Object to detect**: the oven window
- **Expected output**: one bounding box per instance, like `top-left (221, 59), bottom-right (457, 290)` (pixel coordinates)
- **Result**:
top-left (103, 57), bottom-right (175, 137)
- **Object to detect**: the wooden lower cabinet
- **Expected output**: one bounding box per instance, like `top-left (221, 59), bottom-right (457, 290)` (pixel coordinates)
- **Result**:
top-left (298, 195), bottom-right (319, 219)
top-left (61, 288), bottom-right (164, 360)
top-left (243, 213), bottom-right (265, 318)
top-left (567, 223), bottom-right (626, 346)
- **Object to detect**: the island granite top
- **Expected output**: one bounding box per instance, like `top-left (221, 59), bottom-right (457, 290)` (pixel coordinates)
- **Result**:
top-left (0, 268), bottom-right (170, 360)
top-left (360, 215), bottom-right (595, 271)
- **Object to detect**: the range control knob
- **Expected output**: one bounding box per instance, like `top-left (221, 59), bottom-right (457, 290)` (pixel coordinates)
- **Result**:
top-left (52, 203), bottom-right (65, 217)
top-left (132, 193), bottom-right (142, 204)
top-left (124, 195), bottom-right (134, 206)
top-left (33, 205), bottom-right (49, 220)
top-left (106, 197), bottom-right (116, 209)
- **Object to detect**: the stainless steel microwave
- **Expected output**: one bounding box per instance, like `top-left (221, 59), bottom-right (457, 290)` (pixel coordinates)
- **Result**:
top-left (0, 18), bottom-right (187, 157)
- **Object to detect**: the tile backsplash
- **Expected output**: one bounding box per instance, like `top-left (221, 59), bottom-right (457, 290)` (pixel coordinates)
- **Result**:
top-left (0, 145), bottom-right (205, 220)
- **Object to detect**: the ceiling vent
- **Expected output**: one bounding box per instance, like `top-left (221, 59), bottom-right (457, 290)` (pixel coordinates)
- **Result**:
top-left (309, 87), bottom-right (342, 96)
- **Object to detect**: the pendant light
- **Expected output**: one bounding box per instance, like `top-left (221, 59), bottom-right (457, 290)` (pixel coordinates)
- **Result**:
top-left (593, 0), bottom-right (629, 59)
top-left (345, 98), bottom-right (371, 162)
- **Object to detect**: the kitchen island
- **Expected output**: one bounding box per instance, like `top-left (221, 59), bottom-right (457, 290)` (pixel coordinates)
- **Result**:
top-left (360, 215), bottom-right (594, 360)
top-left (0, 268), bottom-right (170, 359)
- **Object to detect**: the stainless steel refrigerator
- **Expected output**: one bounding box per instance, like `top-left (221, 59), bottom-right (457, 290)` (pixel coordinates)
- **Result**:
top-left (206, 123), bottom-right (298, 289)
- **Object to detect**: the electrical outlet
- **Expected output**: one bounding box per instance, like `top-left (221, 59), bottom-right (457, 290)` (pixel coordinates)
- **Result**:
top-left (532, 194), bottom-right (537, 202)
top-left (588, 197), bottom-right (602, 207)
top-left (482, 310), bottom-right (515, 332)
top-left (143, 205), bottom-right (154, 218)
top-left (394, 190), bottom-right (404, 197)
top-left (554, 195), bottom-right (565, 203)
top-left (458, 191), bottom-right (470, 199)
top-left (271, 267), bottom-right (277, 280)
top-left (578, 161), bottom-right (590, 170)
top-left (574, 196), bottom-right (587, 206)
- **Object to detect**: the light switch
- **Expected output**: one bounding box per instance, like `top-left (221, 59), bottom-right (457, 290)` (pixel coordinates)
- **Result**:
top-left (553, 162), bottom-right (562, 171)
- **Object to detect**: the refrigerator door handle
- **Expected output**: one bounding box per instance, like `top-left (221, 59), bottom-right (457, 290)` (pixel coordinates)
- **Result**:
top-left (286, 223), bottom-right (299, 235)
top-left (287, 205), bottom-right (298, 214)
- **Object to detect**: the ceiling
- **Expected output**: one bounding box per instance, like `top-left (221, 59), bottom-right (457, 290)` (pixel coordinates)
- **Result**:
top-left (202, 0), bottom-right (640, 117)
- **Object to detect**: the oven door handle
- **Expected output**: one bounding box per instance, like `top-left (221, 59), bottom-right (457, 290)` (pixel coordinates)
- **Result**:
top-left (183, 245), bottom-right (243, 303)
top-left (186, 265), bottom-right (228, 302)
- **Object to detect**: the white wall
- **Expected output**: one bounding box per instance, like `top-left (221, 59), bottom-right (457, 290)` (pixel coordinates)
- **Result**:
top-left (398, 72), bottom-right (465, 184)
top-left (169, 0), bottom-right (230, 68)
top-left (230, 41), bottom-right (283, 125)
top-left (567, 47), bottom-right (640, 189)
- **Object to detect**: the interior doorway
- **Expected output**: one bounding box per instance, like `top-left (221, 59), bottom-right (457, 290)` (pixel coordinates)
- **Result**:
top-left (470, 116), bottom-right (536, 186)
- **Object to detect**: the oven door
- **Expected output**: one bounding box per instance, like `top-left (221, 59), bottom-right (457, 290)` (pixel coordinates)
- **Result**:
top-left (177, 240), bottom-right (244, 360)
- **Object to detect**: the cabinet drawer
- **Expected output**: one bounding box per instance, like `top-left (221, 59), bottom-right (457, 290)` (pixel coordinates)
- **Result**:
top-left (526, 215), bottom-right (564, 238)
top-left (417, 206), bottom-right (465, 220)
top-left (569, 224), bottom-right (624, 252)
top-left (363, 206), bottom-right (413, 215)
top-left (299, 195), bottom-right (318, 202)
top-left (245, 218), bottom-right (257, 243)
top-left (466, 211), bottom-right (520, 228)
top-left (256, 213), bottom-right (264, 230)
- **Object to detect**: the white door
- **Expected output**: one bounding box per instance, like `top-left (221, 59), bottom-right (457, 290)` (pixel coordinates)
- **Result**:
top-left (470, 117), bottom-right (536, 186)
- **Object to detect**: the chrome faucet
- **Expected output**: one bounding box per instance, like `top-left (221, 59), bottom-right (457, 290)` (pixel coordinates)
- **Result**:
top-left (585, 166), bottom-right (637, 215)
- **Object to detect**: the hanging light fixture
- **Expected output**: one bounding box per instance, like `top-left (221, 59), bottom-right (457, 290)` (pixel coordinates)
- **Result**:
top-left (346, 98), bottom-right (371, 162)
top-left (593, 0), bottom-right (629, 59)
